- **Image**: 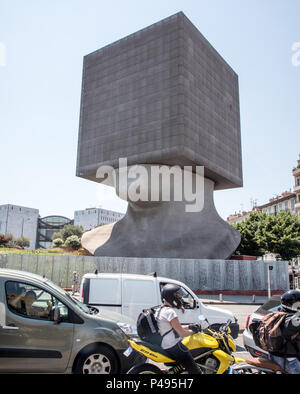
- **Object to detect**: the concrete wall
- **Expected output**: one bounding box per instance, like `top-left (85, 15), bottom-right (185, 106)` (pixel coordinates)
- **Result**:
top-left (0, 205), bottom-right (39, 249)
top-left (0, 254), bottom-right (289, 292)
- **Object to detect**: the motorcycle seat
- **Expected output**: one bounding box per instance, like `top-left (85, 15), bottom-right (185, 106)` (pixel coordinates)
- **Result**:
top-left (245, 357), bottom-right (286, 373)
top-left (136, 340), bottom-right (175, 360)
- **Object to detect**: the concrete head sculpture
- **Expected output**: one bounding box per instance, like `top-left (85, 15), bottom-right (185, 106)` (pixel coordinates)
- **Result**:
top-left (76, 12), bottom-right (242, 259)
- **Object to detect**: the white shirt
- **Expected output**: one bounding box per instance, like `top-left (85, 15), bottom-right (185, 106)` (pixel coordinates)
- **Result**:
top-left (155, 306), bottom-right (181, 349)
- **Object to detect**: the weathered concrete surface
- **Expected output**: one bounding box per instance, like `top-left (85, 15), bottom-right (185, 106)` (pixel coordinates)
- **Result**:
top-left (76, 12), bottom-right (242, 190)
top-left (0, 254), bottom-right (289, 292)
top-left (76, 11), bottom-right (243, 260)
top-left (81, 223), bottom-right (115, 255)
top-left (94, 177), bottom-right (240, 259)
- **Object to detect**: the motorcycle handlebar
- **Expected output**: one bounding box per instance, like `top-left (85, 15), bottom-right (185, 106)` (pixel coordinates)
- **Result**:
top-left (188, 323), bottom-right (202, 333)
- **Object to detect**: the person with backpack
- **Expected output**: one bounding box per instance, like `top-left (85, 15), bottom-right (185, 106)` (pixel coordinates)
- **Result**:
top-left (267, 290), bottom-right (300, 374)
top-left (154, 284), bottom-right (202, 374)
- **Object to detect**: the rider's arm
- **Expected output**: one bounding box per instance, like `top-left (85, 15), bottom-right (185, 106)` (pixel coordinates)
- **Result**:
top-left (170, 316), bottom-right (194, 337)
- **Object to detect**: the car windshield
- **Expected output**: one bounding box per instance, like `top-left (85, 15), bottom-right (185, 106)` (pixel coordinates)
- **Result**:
top-left (255, 295), bottom-right (282, 315)
top-left (45, 280), bottom-right (90, 314)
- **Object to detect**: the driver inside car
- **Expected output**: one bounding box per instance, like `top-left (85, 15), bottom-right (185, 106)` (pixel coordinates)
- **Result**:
top-left (23, 290), bottom-right (52, 318)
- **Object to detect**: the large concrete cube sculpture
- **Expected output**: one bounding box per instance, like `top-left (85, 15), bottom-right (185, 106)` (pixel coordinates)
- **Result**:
top-left (76, 12), bottom-right (243, 259)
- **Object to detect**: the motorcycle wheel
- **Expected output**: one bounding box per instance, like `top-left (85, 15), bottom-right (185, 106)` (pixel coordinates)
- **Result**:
top-left (127, 364), bottom-right (162, 374)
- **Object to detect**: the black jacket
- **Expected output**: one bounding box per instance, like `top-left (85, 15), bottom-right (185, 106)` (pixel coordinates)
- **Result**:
top-left (272, 312), bottom-right (300, 358)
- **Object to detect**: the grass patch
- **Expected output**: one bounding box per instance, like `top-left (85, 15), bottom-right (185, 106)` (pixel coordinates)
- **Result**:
top-left (0, 247), bottom-right (89, 256)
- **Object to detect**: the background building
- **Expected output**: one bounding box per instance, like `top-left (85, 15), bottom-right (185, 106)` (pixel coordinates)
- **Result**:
top-left (227, 155), bottom-right (300, 225)
top-left (226, 210), bottom-right (251, 226)
top-left (257, 191), bottom-right (296, 216)
top-left (74, 208), bottom-right (124, 231)
top-left (36, 215), bottom-right (73, 249)
top-left (0, 204), bottom-right (124, 249)
top-left (293, 155), bottom-right (300, 217)
top-left (0, 204), bottom-right (39, 249)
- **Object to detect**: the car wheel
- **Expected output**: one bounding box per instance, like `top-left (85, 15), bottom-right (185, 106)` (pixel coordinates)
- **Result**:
top-left (74, 345), bottom-right (118, 374)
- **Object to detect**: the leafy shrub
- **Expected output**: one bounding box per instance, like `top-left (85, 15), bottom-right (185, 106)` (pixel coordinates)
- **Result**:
top-left (14, 237), bottom-right (30, 249)
top-left (0, 234), bottom-right (9, 246)
top-left (52, 225), bottom-right (84, 242)
top-left (53, 238), bottom-right (64, 247)
top-left (64, 235), bottom-right (81, 250)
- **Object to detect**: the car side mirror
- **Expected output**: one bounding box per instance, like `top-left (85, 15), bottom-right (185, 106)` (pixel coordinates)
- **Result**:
top-left (51, 306), bottom-right (61, 324)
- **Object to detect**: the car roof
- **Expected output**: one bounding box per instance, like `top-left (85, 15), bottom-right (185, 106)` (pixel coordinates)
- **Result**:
top-left (82, 272), bottom-right (185, 286)
top-left (0, 268), bottom-right (48, 285)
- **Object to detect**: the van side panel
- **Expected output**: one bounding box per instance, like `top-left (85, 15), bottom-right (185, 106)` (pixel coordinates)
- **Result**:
top-left (89, 278), bottom-right (122, 314)
top-left (122, 279), bottom-right (158, 321)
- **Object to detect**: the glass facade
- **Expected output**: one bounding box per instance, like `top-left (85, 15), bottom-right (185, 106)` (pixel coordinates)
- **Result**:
top-left (37, 216), bottom-right (73, 249)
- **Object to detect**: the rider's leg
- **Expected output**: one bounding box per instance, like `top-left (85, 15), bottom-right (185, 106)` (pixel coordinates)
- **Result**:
top-left (269, 354), bottom-right (300, 374)
top-left (166, 341), bottom-right (201, 374)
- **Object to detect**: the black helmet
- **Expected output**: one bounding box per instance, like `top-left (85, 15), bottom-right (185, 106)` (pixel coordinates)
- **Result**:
top-left (161, 284), bottom-right (187, 309)
top-left (281, 290), bottom-right (300, 312)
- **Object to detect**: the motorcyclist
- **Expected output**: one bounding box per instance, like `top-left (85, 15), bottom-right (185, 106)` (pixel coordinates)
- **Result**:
top-left (154, 284), bottom-right (201, 374)
top-left (268, 290), bottom-right (300, 374)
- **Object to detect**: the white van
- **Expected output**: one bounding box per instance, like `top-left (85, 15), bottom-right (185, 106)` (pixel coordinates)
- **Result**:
top-left (80, 272), bottom-right (239, 338)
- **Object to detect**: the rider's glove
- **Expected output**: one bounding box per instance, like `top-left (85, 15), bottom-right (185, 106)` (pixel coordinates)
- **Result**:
top-left (188, 323), bottom-right (202, 333)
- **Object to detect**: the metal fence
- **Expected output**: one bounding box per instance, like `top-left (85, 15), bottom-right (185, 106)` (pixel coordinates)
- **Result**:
top-left (0, 254), bottom-right (289, 291)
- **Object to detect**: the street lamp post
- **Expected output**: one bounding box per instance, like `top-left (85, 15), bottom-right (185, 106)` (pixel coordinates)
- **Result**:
top-left (268, 264), bottom-right (273, 298)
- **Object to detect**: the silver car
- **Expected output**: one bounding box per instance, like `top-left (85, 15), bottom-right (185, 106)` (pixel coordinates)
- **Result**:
top-left (0, 269), bottom-right (144, 373)
top-left (243, 295), bottom-right (282, 358)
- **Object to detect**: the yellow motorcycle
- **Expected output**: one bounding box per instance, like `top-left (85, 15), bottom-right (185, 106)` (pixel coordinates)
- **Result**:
top-left (126, 320), bottom-right (244, 374)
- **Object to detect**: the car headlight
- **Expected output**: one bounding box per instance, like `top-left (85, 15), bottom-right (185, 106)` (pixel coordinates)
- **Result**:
top-left (117, 322), bottom-right (138, 336)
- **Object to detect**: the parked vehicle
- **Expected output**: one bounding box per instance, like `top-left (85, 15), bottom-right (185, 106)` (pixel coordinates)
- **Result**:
top-left (0, 269), bottom-right (144, 374)
top-left (126, 318), bottom-right (244, 374)
top-left (243, 295), bottom-right (282, 358)
top-left (80, 272), bottom-right (240, 338)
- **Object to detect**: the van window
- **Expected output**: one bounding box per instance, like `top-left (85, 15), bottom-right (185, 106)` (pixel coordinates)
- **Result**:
top-left (123, 279), bottom-right (156, 304)
top-left (5, 281), bottom-right (68, 321)
top-left (89, 278), bottom-right (121, 305)
top-left (159, 283), bottom-right (196, 309)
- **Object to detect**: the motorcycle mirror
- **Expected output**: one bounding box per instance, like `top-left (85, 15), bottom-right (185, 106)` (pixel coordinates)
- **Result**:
top-left (198, 314), bottom-right (209, 329)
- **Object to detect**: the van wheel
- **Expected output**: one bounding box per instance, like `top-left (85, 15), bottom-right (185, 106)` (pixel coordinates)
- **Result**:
top-left (127, 363), bottom-right (162, 374)
top-left (74, 345), bottom-right (118, 374)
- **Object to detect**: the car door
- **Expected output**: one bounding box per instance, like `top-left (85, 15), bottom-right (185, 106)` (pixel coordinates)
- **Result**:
top-left (0, 280), bottom-right (74, 373)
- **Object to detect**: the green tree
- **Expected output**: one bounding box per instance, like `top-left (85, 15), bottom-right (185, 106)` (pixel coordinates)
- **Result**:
top-left (60, 225), bottom-right (83, 242)
top-left (263, 211), bottom-right (300, 261)
top-left (233, 211), bottom-right (267, 257)
top-left (233, 211), bottom-right (300, 261)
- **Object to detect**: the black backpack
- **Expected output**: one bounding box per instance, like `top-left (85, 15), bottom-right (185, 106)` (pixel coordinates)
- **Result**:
top-left (136, 305), bottom-right (173, 346)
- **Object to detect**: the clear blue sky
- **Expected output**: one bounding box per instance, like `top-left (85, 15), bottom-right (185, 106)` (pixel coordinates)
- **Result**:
top-left (0, 0), bottom-right (299, 220)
